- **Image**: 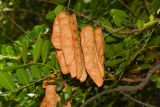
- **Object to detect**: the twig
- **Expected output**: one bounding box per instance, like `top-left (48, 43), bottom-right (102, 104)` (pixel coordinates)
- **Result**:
top-left (80, 63), bottom-right (160, 107)
top-left (0, 7), bottom-right (28, 39)
top-left (144, 0), bottom-right (151, 15)
top-left (41, 0), bottom-right (160, 35)
top-left (120, 91), bottom-right (156, 107)
top-left (117, 0), bottom-right (137, 16)
top-left (1, 72), bottom-right (59, 95)
top-left (121, 77), bottom-right (142, 83)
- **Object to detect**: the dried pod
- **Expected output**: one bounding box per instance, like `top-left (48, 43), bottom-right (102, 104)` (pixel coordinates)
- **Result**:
top-left (94, 28), bottom-right (105, 78)
top-left (56, 50), bottom-right (69, 74)
top-left (58, 12), bottom-right (76, 78)
top-left (45, 85), bottom-right (60, 107)
top-left (80, 26), bottom-right (103, 87)
top-left (51, 12), bottom-right (69, 74)
top-left (40, 97), bottom-right (47, 107)
top-left (70, 14), bottom-right (87, 81)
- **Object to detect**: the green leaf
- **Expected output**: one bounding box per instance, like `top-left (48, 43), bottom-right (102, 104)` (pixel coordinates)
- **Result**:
top-left (110, 9), bottom-right (128, 27)
top-left (155, 78), bottom-right (160, 88)
top-left (60, 91), bottom-right (69, 102)
top-left (31, 25), bottom-right (46, 38)
top-left (74, 2), bottom-right (83, 12)
top-left (46, 10), bottom-right (55, 21)
top-left (105, 45), bottom-right (114, 58)
top-left (33, 35), bottom-right (44, 62)
top-left (56, 83), bottom-right (64, 92)
top-left (113, 43), bottom-right (124, 54)
top-left (16, 68), bottom-right (29, 85)
top-left (31, 65), bottom-right (41, 80)
top-left (54, 5), bottom-right (64, 15)
top-left (51, 52), bottom-right (57, 68)
top-left (113, 15), bottom-right (122, 27)
top-left (41, 65), bottom-right (51, 76)
top-left (41, 39), bottom-right (49, 64)
top-left (110, 9), bottom-right (128, 18)
top-left (72, 88), bottom-right (85, 103)
top-left (105, 36), bottom-right (117, 43)
top-left (6, 45), bottom-right (14, 55)
top-left (21, 43), bottom-right (27, 64)
top-left (65, 85), bottom-right (72, 100)
top-left (136, 20), bottom-right (143, 28)
top-left (46, 5), bottom-right (64, 21)
top-left (0, 72), bottom-right (16, 90)
top-left (116, 62), bottom-right (128, 75)
top-left (105, 59), bottom-right (123, 68)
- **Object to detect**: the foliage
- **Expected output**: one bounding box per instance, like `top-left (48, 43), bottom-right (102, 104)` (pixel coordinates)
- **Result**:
top-left (0, 0), bottom-right (160, 107)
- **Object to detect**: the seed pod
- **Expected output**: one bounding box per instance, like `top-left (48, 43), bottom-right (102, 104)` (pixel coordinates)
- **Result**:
top-left (94, 28), bottom-right (104, 78)
top-left (51, 16), bottom-right (61, 50)
top-left (51, 11), bottom-right (69, 74)
top-left (80, 26), bottom-right (103, 87)
top-left (45, 85), bottom-right (60, 107)
top-left (40, 97), bottom-right (47, 107)
top-left (70, 14), bottom-right (87, 81)
top-left (58, 12), bottom-right (76, 78)
top-left (56, 50), bottom-right (69, 74)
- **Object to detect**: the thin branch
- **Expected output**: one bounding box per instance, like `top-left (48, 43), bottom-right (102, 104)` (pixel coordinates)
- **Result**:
top-left (117, 0), bottom-right (137, 16)
top-left (1, 72), bottom-right (59, 95)
top-left (0, 7), bottom-right (26, 34)
top-left (120, 91), bottom-right (156, 107)
top-left (80, 63), bottom-right (160, 107)
top-left (121, 77), bottom-right (142, 83)
top-left (144, 0), bottom-right (151, 15)
top-left (41, 0), bottom-right (160, 35)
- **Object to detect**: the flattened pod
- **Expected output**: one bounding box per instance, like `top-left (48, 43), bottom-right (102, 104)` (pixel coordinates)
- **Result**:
top-left (79, 66), bottom-right (87, 82)
top-left (51, 16), bottom-right (61, 50)
top-left (70, 14), bottom-right (87, 80)
top-left (56, 50), bottom-right (69, 74)
top-left (58, 12), bottom-right (76, 78)
top-left (80, 26), bottom-right (103, 87)
top-left (45, 85), bottom-right (60, 107)
top-left (40, 97), bottom-right (47, 107)
top-left (51, 11), bottom-right (69, 74)
top-left (94, 28), bottom-right (104, 78)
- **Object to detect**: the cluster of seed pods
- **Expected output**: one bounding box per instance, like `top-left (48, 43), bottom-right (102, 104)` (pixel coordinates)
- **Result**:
top-left (51, 11), bottom-right (104, 87)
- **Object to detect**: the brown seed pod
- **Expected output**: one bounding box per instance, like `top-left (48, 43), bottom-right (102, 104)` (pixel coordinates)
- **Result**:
top-left (58, 12), bottom-right (76, 78)
top-left (45, 85), bottom-right (60, 107)
top-left (70, 14), bottom-right (87, 81)
top-left (80, 26), bottom-right (103, 87)
top-left (51, 12), bottom-right (69, 74)
top-left (94, 28), bottom-right (105, 78)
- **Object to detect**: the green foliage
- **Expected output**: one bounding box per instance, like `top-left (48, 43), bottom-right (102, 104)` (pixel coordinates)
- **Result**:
top-left (46, 5), bottom-right (64, 21)
top-left (110, 9), bottom-right (128, 27)
top-left (0, 72), bottom-right (16, 91)
top-left (0, 0), bottom-right (160, 106)
top-left (16, 68), bottom-right (29, 85)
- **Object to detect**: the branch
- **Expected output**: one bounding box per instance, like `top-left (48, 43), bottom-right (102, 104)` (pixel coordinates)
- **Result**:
top-left (120, 91), bottom-right (155, 107)
top-left (117, 0), bottom-right (137, 16)
top-left (80, 63), bottom-right (160, 107)
top-left (42, 0), bottom-right (160, 35)
top-left (1, 72), bottom-right (60, 95)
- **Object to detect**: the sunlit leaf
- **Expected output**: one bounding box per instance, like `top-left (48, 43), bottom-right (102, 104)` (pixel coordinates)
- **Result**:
top-left (0, 72), bottom-right (16, 90)
top-left (16, 68), bottom-right (29, 85)
top-left (54, 5), bottom-right (64, 15)
top-left (41, 39), bottom-right (49, 64)
top-left (51, 52), bottom-right (57, 68)
top-left (21, 43), bottom-right (27, 64)
top-left (31, 65), bottom-right (41, 80)
top-left (33, 35), bottom-right (44, 62)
